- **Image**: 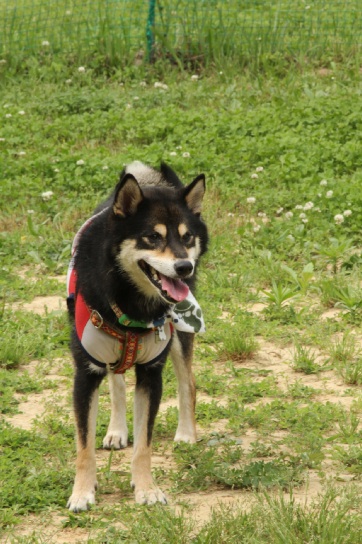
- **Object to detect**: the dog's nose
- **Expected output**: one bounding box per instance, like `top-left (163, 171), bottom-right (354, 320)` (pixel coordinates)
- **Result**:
top-left (174, 260), bottom-right (193, 278)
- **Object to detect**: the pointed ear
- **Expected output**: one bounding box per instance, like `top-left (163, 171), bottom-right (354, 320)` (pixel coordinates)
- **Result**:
top-left (113, 174), bottom-right (144, 217)
top-left (183, 174), bottom-right (205, 215)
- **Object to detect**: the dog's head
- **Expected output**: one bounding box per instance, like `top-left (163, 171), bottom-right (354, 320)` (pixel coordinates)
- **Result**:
top-left (111, 170), bottom-right (208, 305)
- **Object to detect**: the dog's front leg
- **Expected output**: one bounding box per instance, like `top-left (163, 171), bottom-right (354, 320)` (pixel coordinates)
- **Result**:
top-left (103, 373), bottom-right (128, 449)
top-left (131, 363), bottom-right (167, 505)
top-left (171, 331), bottom-right (197, 444)
top-left (67, 365), bottom-right (104, 512)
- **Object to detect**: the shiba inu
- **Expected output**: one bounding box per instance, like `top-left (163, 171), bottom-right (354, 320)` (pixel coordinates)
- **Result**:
top-left (66, 161), bottom-right (208, 511)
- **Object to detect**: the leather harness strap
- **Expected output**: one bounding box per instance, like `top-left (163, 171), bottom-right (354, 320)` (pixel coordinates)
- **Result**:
top-left (89, 307), bottom-right (149, 374)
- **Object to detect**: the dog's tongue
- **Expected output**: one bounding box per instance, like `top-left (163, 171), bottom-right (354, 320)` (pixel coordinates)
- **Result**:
top-left (160, 274), bottom-right (189, 302)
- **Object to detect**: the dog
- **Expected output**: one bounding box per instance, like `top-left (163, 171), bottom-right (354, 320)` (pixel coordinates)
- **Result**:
top-left (66, 161), bottom-right (208, 511)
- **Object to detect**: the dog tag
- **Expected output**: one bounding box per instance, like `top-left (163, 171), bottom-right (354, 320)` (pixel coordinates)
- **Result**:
top-left (155, 326), bottom-right (167, 342)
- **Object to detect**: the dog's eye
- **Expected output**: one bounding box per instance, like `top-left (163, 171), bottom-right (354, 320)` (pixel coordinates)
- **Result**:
top-left (182, 231), bottom-right (193, 244)
top-left (147, 232), bottom-right (162, 243)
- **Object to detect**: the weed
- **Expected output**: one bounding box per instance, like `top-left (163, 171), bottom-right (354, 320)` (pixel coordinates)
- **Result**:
top-left (333, 444), bottom-right (362, 475)
top-left (262, 280), bottom-right (299, 309)
top-left (329, 334), bottom-right (362, 385)
top-left (291, 343), bottom-right (321, 374)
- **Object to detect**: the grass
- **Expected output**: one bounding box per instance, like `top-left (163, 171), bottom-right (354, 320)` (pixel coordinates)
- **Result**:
top-left (1, 29), bottom-right (362, 542)
top-left (1, 1), bottom-right (362, 72)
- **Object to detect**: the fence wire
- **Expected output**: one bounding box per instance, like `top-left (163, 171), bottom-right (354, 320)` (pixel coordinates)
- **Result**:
top-left (1, 1), bottom-right (361, 66)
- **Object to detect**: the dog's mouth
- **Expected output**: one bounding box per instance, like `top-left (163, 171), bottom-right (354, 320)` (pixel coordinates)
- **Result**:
top-left (139, 260), bottom-right (189, 303)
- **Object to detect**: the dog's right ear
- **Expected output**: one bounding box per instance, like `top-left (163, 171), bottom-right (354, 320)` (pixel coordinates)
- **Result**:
top-left (113, 174), bottom-right (144, 217)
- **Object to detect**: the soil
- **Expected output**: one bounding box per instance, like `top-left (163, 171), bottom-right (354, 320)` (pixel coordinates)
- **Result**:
top-left (3, 296), bottom-right (360, 543)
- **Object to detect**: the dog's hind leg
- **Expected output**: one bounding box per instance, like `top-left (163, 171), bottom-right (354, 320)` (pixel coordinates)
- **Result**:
top-left (67, 364), bottom-right (104, 512)
top-left (131, 363), bottom-right (167, 505)
top-left (170, 331), bottom-right (197, 444)
top-left (103, 373), bottom-right (128, 449)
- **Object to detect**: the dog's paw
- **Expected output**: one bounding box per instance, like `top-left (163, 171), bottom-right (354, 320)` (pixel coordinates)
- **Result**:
top-left (174, 429), bottom-right (197, 444)
top-left (67, 489), bottom-right (96, 512)
top-left (102, 430), bottom-right (128, 450)
top-left (133, 484), bottom-right (167, 506)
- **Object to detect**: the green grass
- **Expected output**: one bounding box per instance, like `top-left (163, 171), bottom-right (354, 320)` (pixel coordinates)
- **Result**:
top-left (1, 49), bottom-right (362, 542)
top-left (1, 1), bottom-right (362, 72)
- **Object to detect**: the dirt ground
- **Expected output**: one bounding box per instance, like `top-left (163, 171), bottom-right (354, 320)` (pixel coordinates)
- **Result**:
top-left (4, 295), bottom-right (360, 543)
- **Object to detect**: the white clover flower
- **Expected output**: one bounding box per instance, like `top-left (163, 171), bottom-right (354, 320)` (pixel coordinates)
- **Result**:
top-left (102, 165), bottom-right (109, 170)
top-left (256, 166), bottom-right (264, 172)
top-left (258, 212), bottom-right (266, 217)
top-left (247, 197), bottom-right (256, 204)
top-left (285, 211), bottom-right (293, 219)
top-left (253, 225), bottom-right (261, 232)
top-left (18, 151), bottom-right (26, 156)
top-left (276, 207), bottom-right (284, 214)
top-left (314, 207), bottom-right (321, 213)
top-left (18, 110), bottom-right (25, 115)
top-left (299, 212), bottom-right (307, 219)
top-left (287, 234), bottom-right (295, 242)
top-left (334, 214), bottom-right (344, 224)
top-left (295, 204), bottom-right (303, 210)
top-left (176, 146), bottom-right (182, 150)
top-left (0, 137), bottom-right (5, 142)
top-left (169, 151), bottom-right (177, 156)
top-left (54, 168), bottom-right (59, 173)
top-left (343, 210), bottom-right (352, 217)
top-left (320, 179), bottom-right (328, 186)
top-left (0, 59), bottom-right (7, 65)
top-left (42, 40), bottom-right (50, 47)
top-left (76, 159), bottom-right (85, 166)
top-left (139, 81), bottom-right (147, 87)
top-left (228, 212), bottom-right (235, 217)
top-left (304, 201), bottom-right (314, 210)
top-left (65, 10), bottom-right (72, 15)
top-left (42, 190), bottom-right (54, 201)
top-left (251, 173), bottom-right (258, 179)
top-left (191, 74), bottom-right (199, 81)
top-left (182, 152), bottom-right (190, 158)
top-left (66, 79), bottom-right (72, 84)
top-left (154, 82), bottom-right (168, 90)
top-left (302, 218), bottom-right (308, 224)
top-left (5, 113), bottom-right (12, 118)
top-left (326, 190), bottom-right (333, 198)
top-left (78, 66), bottom-right (86, 73)
top-left (27, 209), bottom-right (35, 214)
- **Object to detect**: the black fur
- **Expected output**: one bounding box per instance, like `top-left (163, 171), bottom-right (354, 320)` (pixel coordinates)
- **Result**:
top-left (67, 162), bottom-right (208, 511)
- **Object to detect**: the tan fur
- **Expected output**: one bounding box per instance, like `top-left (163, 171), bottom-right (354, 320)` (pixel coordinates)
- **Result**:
top-left (170, 333), bottom-right (197, 443)
top-left (154, 223), bottom-right (167, 238)
top-left (67, 390), bottom-right (99, 511)
top-left (131, 388), bottom-right (167, 504)
top-left (178, 223), bottom-right (188, 237)
top-left (102, 374), bottom-right (128, 449)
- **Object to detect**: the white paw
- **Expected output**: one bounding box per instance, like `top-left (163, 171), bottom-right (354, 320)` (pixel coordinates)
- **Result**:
top-left (174, 429), bottom-right (197, 444)
top-left (102, 430), bottom-right (128, 450)
top-left (67, 488), bottom-right (96, 512)
top-left (134, 486), bottom-right (167, 506)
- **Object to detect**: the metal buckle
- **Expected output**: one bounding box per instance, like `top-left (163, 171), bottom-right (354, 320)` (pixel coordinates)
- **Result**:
top-left (90, 309), bottom-right (103, 329)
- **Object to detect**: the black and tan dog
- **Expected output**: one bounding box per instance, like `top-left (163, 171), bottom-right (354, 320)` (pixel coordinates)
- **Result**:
top-left (66, 161), bottom-right (208, 511)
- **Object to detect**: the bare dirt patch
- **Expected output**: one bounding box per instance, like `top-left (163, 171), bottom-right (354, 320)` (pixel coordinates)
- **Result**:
top-left (11, 295), bottom-right (66, 315)
top-left (5, 335), bottom-right (361, 543)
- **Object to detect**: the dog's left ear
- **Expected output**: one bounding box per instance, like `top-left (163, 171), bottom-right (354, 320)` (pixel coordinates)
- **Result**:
top-left (183, 174), bottom-right (205, 215)
top-left (113, 174), bottom-right (144, 217)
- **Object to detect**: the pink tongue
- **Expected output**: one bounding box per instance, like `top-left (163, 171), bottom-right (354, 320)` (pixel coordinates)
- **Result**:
top-left (160, 274), bottom-right (189, 302)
